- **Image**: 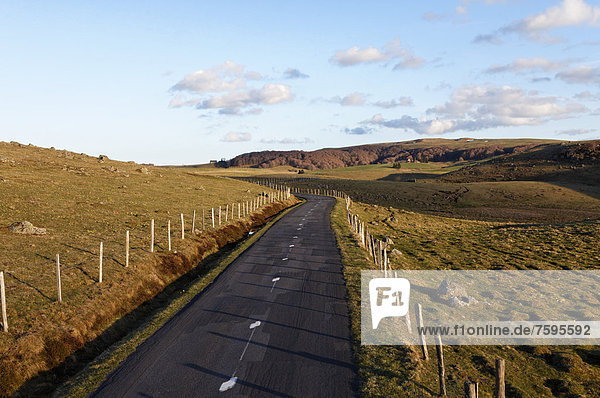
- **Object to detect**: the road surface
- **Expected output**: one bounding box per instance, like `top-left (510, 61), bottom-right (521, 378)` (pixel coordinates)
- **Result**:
top-left (91, 195), bottom-right (357, 397)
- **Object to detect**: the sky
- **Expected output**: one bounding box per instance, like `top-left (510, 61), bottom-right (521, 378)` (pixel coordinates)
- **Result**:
top-left (1, 0), bottom-right (599, 165)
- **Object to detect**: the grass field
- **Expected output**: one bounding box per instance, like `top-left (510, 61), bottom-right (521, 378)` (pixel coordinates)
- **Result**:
top-left (331, 199), bottom-right (600, 397)
top-left (253, 177), bottom-right (600, 223)
top-left (0, 141), bottom-right (297, 396)
top-left (305, 162), bottom-right (466, 181)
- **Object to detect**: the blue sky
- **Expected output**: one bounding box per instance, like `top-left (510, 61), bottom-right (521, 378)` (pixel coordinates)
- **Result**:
top-left (1, 0), bottom-right (599, 164)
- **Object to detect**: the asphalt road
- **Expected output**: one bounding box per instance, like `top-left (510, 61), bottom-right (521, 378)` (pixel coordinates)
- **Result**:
top-left (91, 195), bottom-right (357, 398)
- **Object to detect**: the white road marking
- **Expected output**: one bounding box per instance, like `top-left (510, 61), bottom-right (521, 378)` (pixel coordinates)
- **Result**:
top-left (250, 320), bottom-right (261, 329)
top-left (282, 257), bottom-right (288, 261)
top-left (289, 244), bottom-right (294, 247)
top-left (240, 321), bottom-right (261, 360)
top-left (270, 277), bottom-right (281, 292)
top-left (219, 377), bottom-right (237, 392)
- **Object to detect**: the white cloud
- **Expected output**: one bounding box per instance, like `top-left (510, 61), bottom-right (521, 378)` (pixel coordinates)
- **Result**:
top-left (221, 132), bottom-right (251, 142)
top-left (457, 0), bottom-right (507, 15)
top-left (556, 65), bottom-right (600, 84)
top-left (170, 61), bottom-right (292, 115)
top-left (330, 40), bottom-right (424, 69)
top-left (283, 68), bottom-right (309, 79)
top-left (196, 83), bottom-right (292, 109)
top-left (260, 137), bottom-right (314, 144)
top-left (344, 127), bottom-right (373, 135)
top-left (485, 57), bottom-right (570, 74)
top-left (373, 97), bottom-right (413, 108)
top-left (330, 46), bottom-right (388, 66)
top-left (574, 90), bottom-right (600, 100)
top-left (494, 0), bottom-right (600, 42)
top-left (558, 128), bottom-right (596, 135)
top-left (393, 53), bottom-right (425, 70)
top-left (514, 0), bottom-right (600, 31)
top-left (423, 11), bottom-right (446, 21)
top-left (530, 77), bottom-right (553, 83)
top-left (361, 84), bottom-right (587, 135)
top-left (472, 34), bottom-right (503, 45)
top-left (244, 71), bottom-right (263, 80)
top-left (476, 0), bottom-right (600, 43)
top-left (328, 92), bottom-right (368, 106)
top-left (171, 60), bottom-right (247, 93)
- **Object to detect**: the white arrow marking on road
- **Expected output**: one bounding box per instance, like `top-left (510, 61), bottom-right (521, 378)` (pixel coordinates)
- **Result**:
top-left (282, 257), bottom-right (288, 261)
top-left (250, 320), bottom-right (261, 329)
top-left (289, 244), bottom-right (294, 247)
top-left (219, 377), bottom-right (237, 392)
top-left (270, 277), bottom-right (281, 292)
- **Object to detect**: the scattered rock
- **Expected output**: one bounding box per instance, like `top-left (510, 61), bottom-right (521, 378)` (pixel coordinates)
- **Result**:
top-left (437, 279), bottom-right (478, 307)
top-left (385, 237), bottom-right (394, 245)
top-left (0, 155), bottom-right (15, 163)
top-left (137, 167), bottom-right (151, 174)
top-left (118, 185), bottom-right (127, 189)
top-left (98, 155), bottom-right (108, 163)
top-left (369, 221), bottom-right (378, 225)
top-left (391, 248), bottom-right (402, 257)
top-left (8, 221), bottom-right (47, 235)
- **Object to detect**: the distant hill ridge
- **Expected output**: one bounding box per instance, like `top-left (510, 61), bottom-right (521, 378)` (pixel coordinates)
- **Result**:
top-left (224, 138), bottom-right (564, 170)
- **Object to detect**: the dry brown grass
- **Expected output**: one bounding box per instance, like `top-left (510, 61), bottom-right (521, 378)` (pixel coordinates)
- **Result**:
top-left (0, 141), bottom-right (298, 396)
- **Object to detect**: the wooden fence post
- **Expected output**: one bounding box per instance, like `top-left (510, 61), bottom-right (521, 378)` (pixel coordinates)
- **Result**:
top-left (219, 206), bottom-right (222, 226)
top-left (202, 209), bottom-right (205, 231)
top-left (99, 241), bottom-right (103, 283)
top-left (125, 230), bottom-right (130, 267)
top-left (225, 204), bottom-right (229, 223)
top-left (465, 381), bottom-right (477, 398)
top-left (180, 213), bottom-right (185, 239)
top-left (1, 271), bottom-right (7, 332)
top-left (495, 358), bottom-right (505, 398)
top-left (211, 208), bottom-right (215, 228)
top-left (168, 220), bottom-right (171, 251)
top-left (192, 210), bottom-right (196, 233)
top-left (150, 219), bottom-right (154, 252)
top-left (416, 304), bottom-right (429, 360)
top-left (436, 334), bottom-right (447, 397)
top-left (56, 254), bottom-right (62, 303)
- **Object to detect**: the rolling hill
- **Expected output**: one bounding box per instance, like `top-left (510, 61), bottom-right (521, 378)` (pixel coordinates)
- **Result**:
top-left (223, 138), bottom-right (561, 170)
